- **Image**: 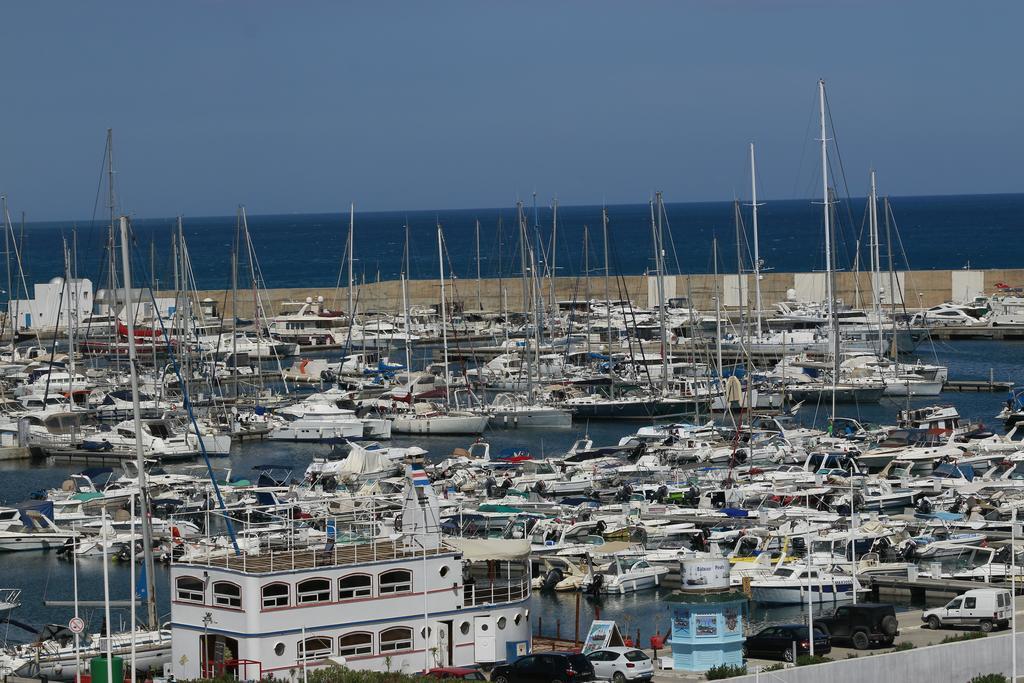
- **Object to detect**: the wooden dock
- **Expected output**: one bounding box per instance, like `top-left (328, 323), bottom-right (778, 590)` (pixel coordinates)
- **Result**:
top-left (926, 324), bottom-right (1024, 340)
top-left (943, 379), bottom-right (1014, 392)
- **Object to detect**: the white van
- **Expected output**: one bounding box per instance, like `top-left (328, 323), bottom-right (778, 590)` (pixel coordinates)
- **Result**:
top-left (922, 588), bottom-right (1013, 632)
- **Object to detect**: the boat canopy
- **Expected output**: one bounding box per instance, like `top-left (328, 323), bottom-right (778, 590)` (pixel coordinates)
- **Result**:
top-left (446, 537), bottom-right (530, 561)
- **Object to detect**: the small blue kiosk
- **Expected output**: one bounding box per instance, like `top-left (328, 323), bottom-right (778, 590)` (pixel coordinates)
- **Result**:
top-left (666, 559), bottom-right (747, 672)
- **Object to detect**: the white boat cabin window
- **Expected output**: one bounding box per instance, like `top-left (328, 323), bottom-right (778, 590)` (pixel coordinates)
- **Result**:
top-left (296, 578), bottom-right (332, 604)
top-left (175, 576), bottom-right (204, 603)
top-left (338, 574), bottom-right (373, 600)
top-left (261, 582), bottom-right (289, 609)
top-left (338, 632), bottom-right (373, 657)
top-left (378, 569), bottom-right (412, 595)
top-left (212, 581), bottom-right (241, 608)
top-left (298, 636), bottom-right (333, 662)
top-left (379, 627), bottom-right (413, 653)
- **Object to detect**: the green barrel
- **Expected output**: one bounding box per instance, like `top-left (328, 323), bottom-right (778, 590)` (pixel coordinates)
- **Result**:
top-left (90, 656), bottom-right (124, 683)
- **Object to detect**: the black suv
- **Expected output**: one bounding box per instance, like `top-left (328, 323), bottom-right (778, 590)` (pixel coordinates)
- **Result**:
top-left (491, 652), bottom-right (596, 683)
top-left (816, 603), bottom-right (899, 650)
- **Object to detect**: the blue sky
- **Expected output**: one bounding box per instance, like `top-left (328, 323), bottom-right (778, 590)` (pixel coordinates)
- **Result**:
top-left (2, 1), bottom-right (1019, 220)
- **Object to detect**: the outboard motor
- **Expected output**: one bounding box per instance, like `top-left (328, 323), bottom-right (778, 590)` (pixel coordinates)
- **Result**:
top-left (916, 497), bottom-right (933, 515)
top-left (541, 567), bottom-right (564, 592)
top-left (586, 572), bottom-right (604, 595)
top-left (655, 485), bottom-right (668, 504)
top-left (615, 483), bottom-right (633, 503)
top-left (485, 476), bottom-right (497, 497)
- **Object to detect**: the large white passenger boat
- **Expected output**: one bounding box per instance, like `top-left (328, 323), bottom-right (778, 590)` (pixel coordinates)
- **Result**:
top-left (169, 467), bottom-right (532, 678)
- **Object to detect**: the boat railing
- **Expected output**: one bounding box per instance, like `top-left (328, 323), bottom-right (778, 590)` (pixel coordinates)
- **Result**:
top-left (463, 578), bottom-right (531, 606)
top-left (173, 538), bottom-right (450, 573)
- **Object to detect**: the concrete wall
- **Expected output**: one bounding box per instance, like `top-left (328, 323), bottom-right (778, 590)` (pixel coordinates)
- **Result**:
top-left (180, 268), bottom-right (1024, 319)
top-left (727, 631), bottom-right (1021, 683)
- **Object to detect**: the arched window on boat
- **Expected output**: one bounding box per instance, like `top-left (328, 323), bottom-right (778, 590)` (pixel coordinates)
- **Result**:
top-left (298, 636), bottom-right (333, 662)
top-left (378, 569), bottom-right (412, 595)
top-left (212, 581), bottom-right (241, 609)
top-left (338, 632), bottom-right (373, 657)
top-left (338, 574), bottom-right (373, 600)
top-left (261, 582), bottom-right (290, 609)
top-left (296, 578), bottom-right (332, 604)
top-left (379, 627), bottom-right (413, 653)
top-left (175, 576), bottom-right (204, 604)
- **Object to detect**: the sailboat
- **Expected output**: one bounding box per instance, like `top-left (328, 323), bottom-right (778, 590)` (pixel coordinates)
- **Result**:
top-left (389, 224), bottom-right (488, 435)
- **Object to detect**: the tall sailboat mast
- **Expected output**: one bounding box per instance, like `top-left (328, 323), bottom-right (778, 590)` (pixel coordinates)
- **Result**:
top-left (713, 238), bottom-right (724, 387)
top-left (64, 241), bottom-right (76, 384)
top-left (437, 223), bottom-right (451, 405)
top-left (475, 219), bottom-right (482, 311)
top-left (749, 143), bottom-right (764, 339)
top-left (516, 203), bottom-right (533, 397)
top-left (651, 193), bottom-right (668, 395)
top-left (117, 216), bottom-right (158, 629)
top-left (2, 196), bottom-right (10, 341)
top-left (550, 199), bottom-right (558, 320)
top-left (818, 79), bottom-right (838, 418)
top-left (869, 170), bottom-right (883, 356)
top-left (402, 222), bottom-right (412, 370)
top-left (347, 203), bottom-right (355, 320)
top-left (818, 80), bottom-right (833, 320)
top-left (583, 225), bottom-right (591, 357)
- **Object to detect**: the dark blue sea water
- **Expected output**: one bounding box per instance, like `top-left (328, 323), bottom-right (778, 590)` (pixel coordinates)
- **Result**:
top-left (13, 193), bottom-right (1024, 291)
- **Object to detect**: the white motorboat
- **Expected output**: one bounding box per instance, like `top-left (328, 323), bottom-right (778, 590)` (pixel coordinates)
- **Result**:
top-left (271, 402), bottom-right (366, 442)
top-left (581, 553), bottom-right (669, 594)
top-left (80, 417), bottom-right (231, 459)
top-left (750, 564), bottom-right (866, 604)
top-left (0, 504), bottom-right (77, 552)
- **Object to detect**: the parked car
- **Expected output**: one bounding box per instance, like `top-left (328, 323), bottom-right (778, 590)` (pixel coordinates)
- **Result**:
top-left (743, 625), bottom-right (830, 662)
top-left (585, 647), bottom-right (654, 682)
top-left (491, 653), bottom-right (596, 683)
top-left (922, 588), bottom-right (1012, 632)
top-left (816, 603), bottom-right (900, 649)
top-left (425, 668), bottom-right (487, 680)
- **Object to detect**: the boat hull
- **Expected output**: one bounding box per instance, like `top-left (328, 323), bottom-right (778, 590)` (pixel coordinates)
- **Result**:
top-left (488, 408), bottom-right (573, 429)
top-left (391, 415), bottom-right (489, 435)
top-left (752, 581), bottom-right (861, 604)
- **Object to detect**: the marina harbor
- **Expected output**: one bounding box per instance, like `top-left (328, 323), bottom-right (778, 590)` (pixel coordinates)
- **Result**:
top-left (4, 4), bottom-right (1024, 682)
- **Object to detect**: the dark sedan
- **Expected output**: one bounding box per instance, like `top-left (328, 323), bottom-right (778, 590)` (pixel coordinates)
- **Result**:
top-left (743, 624), bottom-right (831, 662)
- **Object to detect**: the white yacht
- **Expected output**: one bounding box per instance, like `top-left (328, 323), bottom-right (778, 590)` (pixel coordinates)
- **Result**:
top-left (750, 564), bottom-right (866, 604)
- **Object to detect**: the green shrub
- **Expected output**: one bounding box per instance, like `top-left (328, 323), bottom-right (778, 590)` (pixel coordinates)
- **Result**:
top-left (892, 641), bottom-right (915, 651)
top-left (968, 674), bottom-right (1008, 683)
top-left (705, 663), bottom-right (747, 680)
top-left (941, 631), bottom-right (988, 644)
top-left (795, 654), bottom-right (833, 666)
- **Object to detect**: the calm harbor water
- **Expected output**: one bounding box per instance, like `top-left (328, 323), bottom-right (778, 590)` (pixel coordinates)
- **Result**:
top-left (0, 339), bottom-right (1021, 643)
top-left (12, 193), bottom-right (1024, 291)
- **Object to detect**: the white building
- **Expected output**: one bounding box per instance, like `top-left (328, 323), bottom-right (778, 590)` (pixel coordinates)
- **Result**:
top-left (169, 470), bottom-right (532, 680)
top-left (9, 277), bottom-right (93, 334)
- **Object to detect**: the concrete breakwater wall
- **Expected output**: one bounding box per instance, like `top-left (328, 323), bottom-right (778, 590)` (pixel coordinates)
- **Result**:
top-left (185, 268), bottom-right (1024, 318)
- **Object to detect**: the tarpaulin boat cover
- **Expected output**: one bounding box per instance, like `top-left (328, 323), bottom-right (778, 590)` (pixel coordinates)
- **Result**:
top-left (445, 537), bottom-right (530, 561)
